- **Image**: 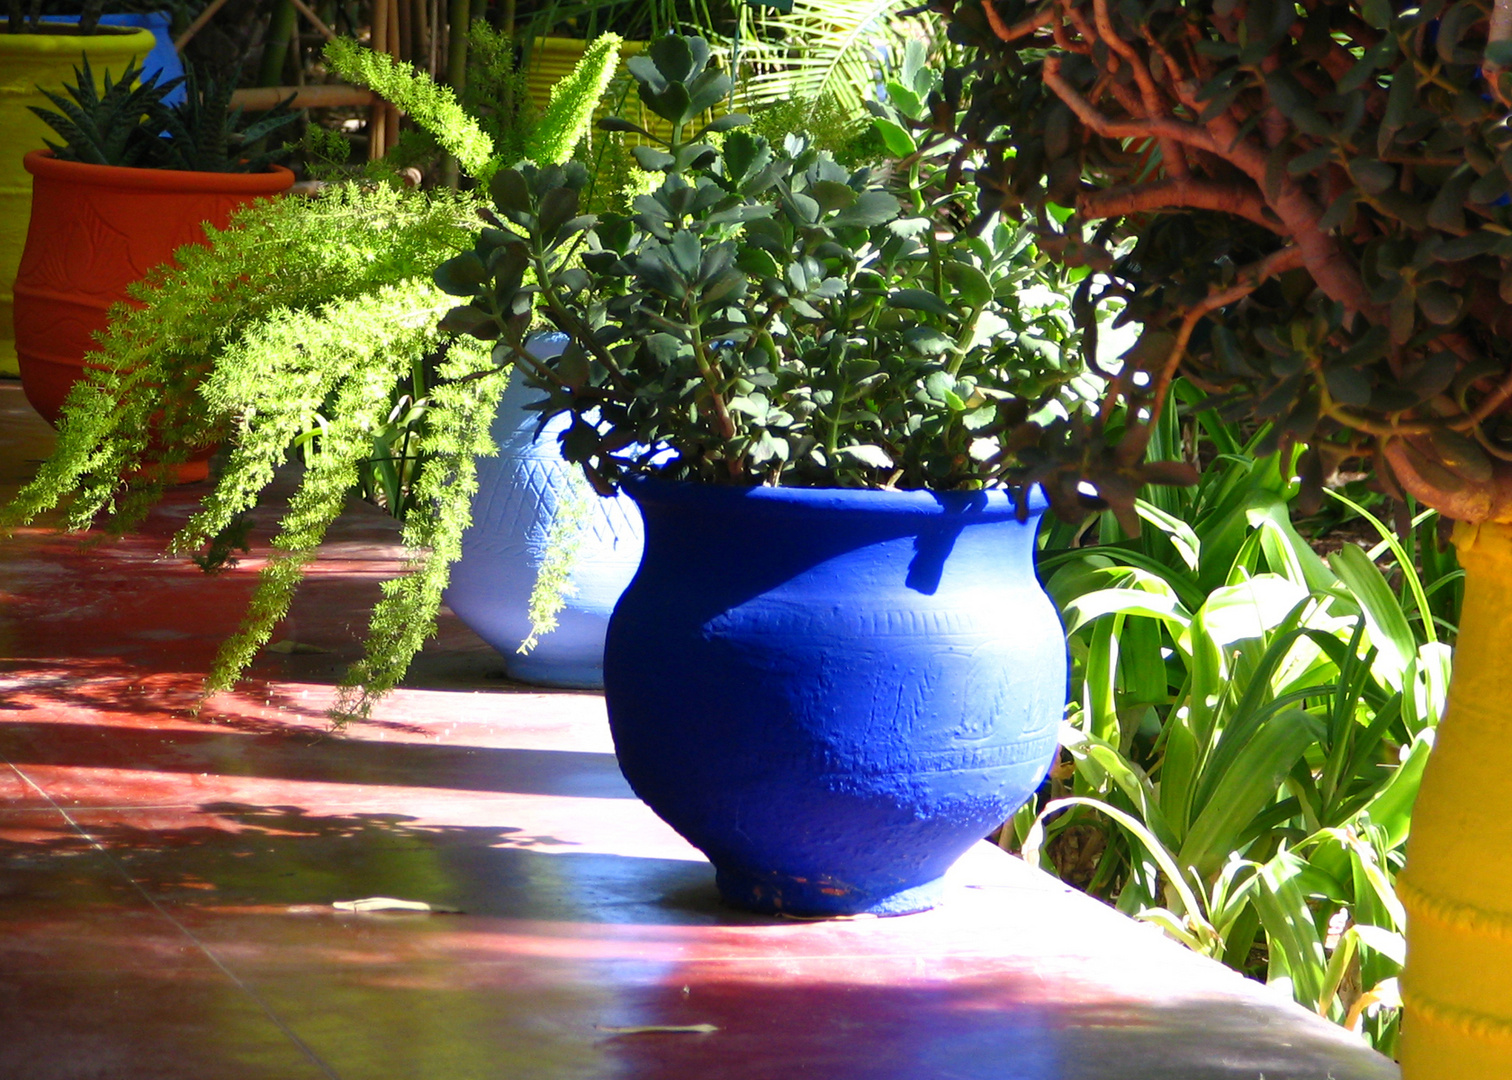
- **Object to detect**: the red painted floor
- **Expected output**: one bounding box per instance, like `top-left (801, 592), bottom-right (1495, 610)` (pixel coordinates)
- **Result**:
top-left (0, 383), bottom-right (1398, 1079)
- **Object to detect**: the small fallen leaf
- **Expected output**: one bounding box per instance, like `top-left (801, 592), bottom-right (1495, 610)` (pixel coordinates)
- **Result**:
top-left (332, 897), bottom-right (462, 914)
top-left (266, 639), bottom-right (331, 655)
top-left (595, 1024), bottom-right (718, 1036)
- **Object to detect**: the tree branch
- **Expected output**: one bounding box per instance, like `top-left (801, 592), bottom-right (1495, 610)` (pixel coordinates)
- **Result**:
top-left (1042, 55), bottom-right (1219, 154)
top-left (1078, 177), bottom-right (1285, 233)
top-left (1092, 0), bottom-right (1189, 177)
top-left (982, 0), bottom-right (1054, 42)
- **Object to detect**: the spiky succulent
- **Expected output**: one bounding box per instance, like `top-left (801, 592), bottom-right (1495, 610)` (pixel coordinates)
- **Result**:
top-left (29, 55), bottom-right (181, 167)
top-left (30, 55), bottom-right (298, 172)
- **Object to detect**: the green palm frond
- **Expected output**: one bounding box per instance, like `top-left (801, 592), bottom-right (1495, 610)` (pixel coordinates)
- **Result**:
top-left (736, 0), bottom-right (925, 116)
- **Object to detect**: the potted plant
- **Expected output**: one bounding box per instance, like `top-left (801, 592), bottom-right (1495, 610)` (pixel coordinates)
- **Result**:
top-left (431, 34), bottom-right (1167, 916)
top-left (13, 56), bottom-right (300, 460)
top-left (0, 0), bottom-right (156, 376)
top-left (320, 33), bottom-right (644, 689)
top-left (940, 0), bottom-right (1512, 1072)
top-left (0, 35), bottom-right (631, 696)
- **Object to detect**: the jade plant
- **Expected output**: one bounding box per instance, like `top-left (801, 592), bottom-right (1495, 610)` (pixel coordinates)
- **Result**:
top-left (0, 35), bottom-right (624, 717)
top-left (940, 0), bottom-right (1512, 1072)
top-left (434, 34), bottom-right (1132, 500)
top-left (31, 55), bottom-right (299, 172)
top-left (942, 0), bottom-right (1512, 524)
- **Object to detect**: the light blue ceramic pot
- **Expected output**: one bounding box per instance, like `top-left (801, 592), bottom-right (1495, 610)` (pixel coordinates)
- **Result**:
top-left (444, 336), bottom-right (642, 689)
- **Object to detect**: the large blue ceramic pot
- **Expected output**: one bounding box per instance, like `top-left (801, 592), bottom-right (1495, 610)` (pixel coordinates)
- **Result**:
top-left (604, 480), bottom-right (1066, 917)
top-left (445, 338), bottom-right (642, 689)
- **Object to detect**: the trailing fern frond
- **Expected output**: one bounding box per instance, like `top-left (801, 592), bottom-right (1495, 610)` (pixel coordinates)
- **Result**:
top-left (334, 335), bottom-right (504, 721)
top-left (0, 184), bottom-right (486, 707)
top-left (528, 34), bottom-right (622, 166)
top-left (324, 38), bottom-right (496, 180)
top-left (201, 281), bottom-right (455, 696)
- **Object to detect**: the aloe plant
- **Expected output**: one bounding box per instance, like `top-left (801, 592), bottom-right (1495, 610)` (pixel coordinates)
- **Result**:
top-left (30, 55), bottom-right (300, 173)
top-left (29, 55), bottom-right (180, 167)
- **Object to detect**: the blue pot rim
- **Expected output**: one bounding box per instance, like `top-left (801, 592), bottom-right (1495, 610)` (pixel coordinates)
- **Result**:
top-left (621, 475), bottom-right (1049, 519)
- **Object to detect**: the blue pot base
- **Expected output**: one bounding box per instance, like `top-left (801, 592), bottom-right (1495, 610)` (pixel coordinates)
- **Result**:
top-left (502, 654), bottom-right (605, 690)
top-left (714, 866), bottom-right (945, 918)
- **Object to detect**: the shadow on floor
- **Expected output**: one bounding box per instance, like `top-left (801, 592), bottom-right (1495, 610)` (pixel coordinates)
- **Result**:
top-left (0, 801), bottom-right (744, 927)
top-left (0, 716), bottom-right (634, 799)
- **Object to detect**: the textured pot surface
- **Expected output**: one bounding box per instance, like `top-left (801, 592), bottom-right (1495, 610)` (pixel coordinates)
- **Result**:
top-left (1399, 519), bottom-right (1512, 1078)
top-left (13, 151), bottom-right (292, 459)
top-left (0, 28), bottom-right (157, 377)
top-left (605, 481), bottom-right (1066, 917)
top-left (445, 345), bottom-right (642, 689)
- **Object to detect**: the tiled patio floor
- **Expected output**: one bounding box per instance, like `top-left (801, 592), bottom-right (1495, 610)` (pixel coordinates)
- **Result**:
top-left (0, 382), bottom-right (1398, 1079)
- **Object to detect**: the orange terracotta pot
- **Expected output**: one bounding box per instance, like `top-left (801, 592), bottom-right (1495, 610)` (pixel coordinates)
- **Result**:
top-left (13, 150), bottom-right (294, 481)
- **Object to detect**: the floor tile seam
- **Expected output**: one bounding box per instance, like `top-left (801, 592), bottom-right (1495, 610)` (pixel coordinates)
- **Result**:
top-left (2, 753), bottom-right (346, 1080)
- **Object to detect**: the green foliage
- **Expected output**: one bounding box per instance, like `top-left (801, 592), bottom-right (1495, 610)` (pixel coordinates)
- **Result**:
top-left (945, 0), bottom-right (1512, 524)
top-left (326, 31), bottom-right (622, 181)
top-left (1013, 383), bottom-right (1462, 1053)
top-left (437, 34), bottom-right (1110, 495)
top-left (736, 0), bottom-right (921, 118)
top-left (0, 184), bottom-right (485, 709)
top-left (324, 36), bottom-right (496, 180)
top-left (298, 124), bottom-right (356, 182)
top-left (747, 94), bottom-right (882, 170)
top-left (519, 467), bottom-right (594, 654)
top-left (31, 55), bottom-right (298, 172)
top-left (1, 44), bottom-right (631, 717)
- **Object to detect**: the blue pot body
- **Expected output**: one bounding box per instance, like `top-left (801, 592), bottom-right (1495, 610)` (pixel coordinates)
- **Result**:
top-left (444, 338), bottom-right (642, 689)
top-left (605, 480), bottom-right (1066, 916)
top-left (45, 13), bottom-right (186, 106)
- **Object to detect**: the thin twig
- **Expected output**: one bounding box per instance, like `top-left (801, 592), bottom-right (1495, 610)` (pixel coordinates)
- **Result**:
top-left (1147, 245), bottom-right (1306, 429)
top-left (981, 0), bottom-right (1055, 42)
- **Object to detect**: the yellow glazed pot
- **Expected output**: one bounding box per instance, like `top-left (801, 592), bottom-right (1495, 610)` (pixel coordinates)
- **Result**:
top-left (0, 26), bottom-right (155, 377)
top-left (1401, 519), bottom-right (1512, 1076)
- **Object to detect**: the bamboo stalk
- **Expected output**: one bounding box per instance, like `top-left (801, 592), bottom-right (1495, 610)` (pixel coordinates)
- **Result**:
top-left (286, 0), bottom-right (336, 42)
top-left (396, 0), bottom-right (412, 64)
top-left (288, 21), bottom-right (304, 87)
top-left (258, 0), bottom-right (297, 86)
top-left (384, 0), bottom-right (402, 149)
top-left (173, 0), bottom-right (232, 51)
top-left (413, 0), bottom-right (430, 77)
top-left (231, 84), bottom-right (376, 110)
top-left (442, 0), bottom-right (469, 186)
top-left (430, 0), bottom-right (443, 78)
top-left (368, 0), bottom-right (390, 158)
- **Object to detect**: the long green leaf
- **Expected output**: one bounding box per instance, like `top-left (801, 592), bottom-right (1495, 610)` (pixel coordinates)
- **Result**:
top-left (1328, 543), bottom-right (1416, 688)
top-left (1253, 849), bottom-right (1329, 1009)
top-left (1179, 708), bottom-right (1324, 878)
top-left (1028, 796), bottom-right (1209, 927)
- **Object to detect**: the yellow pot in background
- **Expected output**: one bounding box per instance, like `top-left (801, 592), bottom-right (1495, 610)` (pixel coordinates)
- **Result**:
top-left (0, 27), bottom-right (155, 378)
top-left (1400, 519), bottom-right (1512, 1076)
